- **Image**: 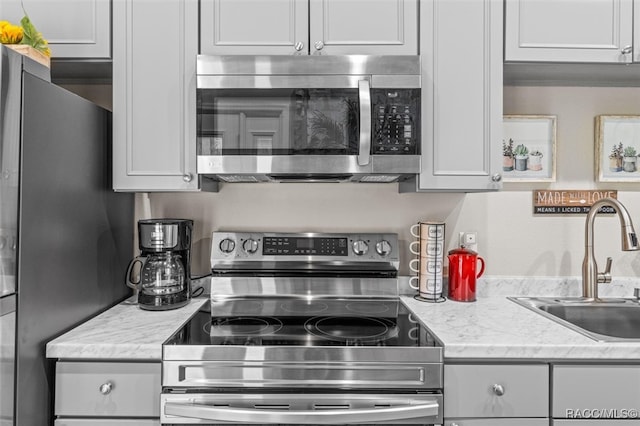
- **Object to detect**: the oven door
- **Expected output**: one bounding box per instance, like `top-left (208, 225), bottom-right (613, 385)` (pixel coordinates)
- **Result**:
top-left (161, 393), bottom-right (442, 425)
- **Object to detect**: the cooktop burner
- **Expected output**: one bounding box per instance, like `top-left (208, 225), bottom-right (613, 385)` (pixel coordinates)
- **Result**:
top-left (304, 315), bottom-right (398, 344)
top-left (204, 316), bottom-right (283, 336)
top-left (280, 300), bottom-right (329, 314)
top-left (165, 298), bottom-right (437, 348)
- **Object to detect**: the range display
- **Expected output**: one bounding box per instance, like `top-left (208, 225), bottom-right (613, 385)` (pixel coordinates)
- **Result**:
top-left (262, 236), bottom-right (348, 256)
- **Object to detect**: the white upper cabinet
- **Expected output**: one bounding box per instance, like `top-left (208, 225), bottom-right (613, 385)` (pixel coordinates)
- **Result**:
top-left (505, 0), bottom-right (634, 63)
top-left (0, 0), bottom-right (110, 59)
top-left (635, 0), bottom-right (640, 62)
top-left (200, 0), bottom-right (309, 55)
top-left (112, 0), bottom-right (206, 191)
top-left (200, 0), bottom-right (418, 55)
top-left (402, 0), bottom-right (503, 192)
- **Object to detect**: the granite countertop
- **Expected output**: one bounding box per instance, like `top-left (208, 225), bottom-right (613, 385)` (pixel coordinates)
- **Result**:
top-left (46, 296), bottom-right (208, 360)
top-left (46, 277), bottom-right (640, 361)
top-left (402, 276), bottom-right (640, 360)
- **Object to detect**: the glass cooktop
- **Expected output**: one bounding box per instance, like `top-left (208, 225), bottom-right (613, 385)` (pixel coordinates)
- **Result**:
top-left (165, 298), bottom-right (438, 348)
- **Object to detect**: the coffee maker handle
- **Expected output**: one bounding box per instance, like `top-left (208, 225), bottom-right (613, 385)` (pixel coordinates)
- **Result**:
top-left (126, 256), bottom-right (145, 290)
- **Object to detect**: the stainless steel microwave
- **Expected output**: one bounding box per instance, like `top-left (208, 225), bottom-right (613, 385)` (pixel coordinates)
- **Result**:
top-left (196, 55), bottom-right (421, 183)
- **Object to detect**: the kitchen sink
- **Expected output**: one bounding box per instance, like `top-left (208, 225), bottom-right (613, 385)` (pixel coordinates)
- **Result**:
top-left (509, 297), bottom-right (640, 342)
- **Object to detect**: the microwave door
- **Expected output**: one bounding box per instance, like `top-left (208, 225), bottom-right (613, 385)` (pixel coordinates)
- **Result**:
top-left (197, 86), bottom-right (367, 166)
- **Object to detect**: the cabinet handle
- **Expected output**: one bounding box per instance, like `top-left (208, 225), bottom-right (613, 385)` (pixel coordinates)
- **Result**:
top-left (182, 173), bottom-right (193, 183)
top-left (314, 40), bottom-right (325, 51)
top-left (621, 45), bottom-right (633, 55)
top-left (99, 382), bottom-right (113, 395)
top-left (294, 41), bottom-right (305, 52)
top-left (491, 173), bottom-right (502, 182)
top-left (492, 383), bottom-right (505, 396)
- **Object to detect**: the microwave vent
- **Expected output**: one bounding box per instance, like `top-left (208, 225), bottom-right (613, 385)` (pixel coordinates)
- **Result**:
top-left (358, 175), bottom-right (401, 183)
top-left (217, 175), bottom-right (265, 183)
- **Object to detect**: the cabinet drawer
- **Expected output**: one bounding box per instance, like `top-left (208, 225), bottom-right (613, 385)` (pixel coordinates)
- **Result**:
top-left (444, 364), bottom-right (549, 418)
top-left (56, 420), bottom-right (160, 426)
top-left (55, 362), bottom-right (160, 417)
top-left (553, 365), bottom-right (640, 419)
top-left (445, 420), bottom-right (548, 426)
top-left (553, 421), bottom-right (640, 425)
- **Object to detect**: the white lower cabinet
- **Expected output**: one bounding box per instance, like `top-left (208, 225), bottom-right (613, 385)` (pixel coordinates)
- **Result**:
top-left (444, 364), bottom-right (549, 424)
top-left (54, 361), bottom-right (161, 423)
top-left (55, 421), bottom-right (159, 425)
top-left (553, 364), bottom-right (640, 423)
top-left (554, 422), bottom-right (640, 425)
top-left (445, 420), bottom-right (548, 426)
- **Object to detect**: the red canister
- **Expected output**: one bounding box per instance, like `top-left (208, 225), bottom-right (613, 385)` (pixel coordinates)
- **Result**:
top-left (447, 246), bottom-right (485, 302)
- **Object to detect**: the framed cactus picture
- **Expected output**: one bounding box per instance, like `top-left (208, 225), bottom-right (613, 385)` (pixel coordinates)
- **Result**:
top-left (596, 115), bottom-right (640, 182)
top-left (502, 115), bottom-right (557, 182)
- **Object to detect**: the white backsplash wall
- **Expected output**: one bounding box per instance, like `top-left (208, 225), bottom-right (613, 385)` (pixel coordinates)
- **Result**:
top-left (135, 86), bottom-right (640, 279)
top-left (139, 187), bottom-right (465, 276)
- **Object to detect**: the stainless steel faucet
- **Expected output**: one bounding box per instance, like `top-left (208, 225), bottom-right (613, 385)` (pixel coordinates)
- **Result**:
top-left (582, 197), bottom-right (639, 300)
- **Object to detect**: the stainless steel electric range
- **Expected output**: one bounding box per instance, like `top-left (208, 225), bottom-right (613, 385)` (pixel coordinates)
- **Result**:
top-left (162, 232), bottom-right (443, 425)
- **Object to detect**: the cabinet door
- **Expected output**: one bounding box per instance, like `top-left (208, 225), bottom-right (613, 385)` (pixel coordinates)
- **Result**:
top-left (505, 0), bottom-right (633, 63)
top-left (113, 0), bottom-right (201, 191)
top-left (0, 0), bottom-right (110, 59)
top-left (200, 0), bottom-right (309, 55)
top-left (553, 365), bottom-right (640, 419)
top-left (554, 422), bottom-right (640, 425)
top-left (635, 0), bottom-right (640, 62)
top-left (556, 419), bottom-right (640, 426)
top-left (0, 296), bottom-right (16, 426)
top-left (308, 0), bottom-right (418, 55)
top-left (444, 364), bottom-right (548, 418)
top-left (444, 420), bottom-right (548, 426)
top-left (55, 362), bottom-right (160, 417)
top-left (402, 0), bottom-right (502, 192)
top-left (55, 420), bottom-right (160, 425)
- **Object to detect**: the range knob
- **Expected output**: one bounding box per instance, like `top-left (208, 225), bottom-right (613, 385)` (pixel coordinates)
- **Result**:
top-left (375, 240), bottom-right (392, 257)
top-left (352, 240), bottom-right (369, 256)
top-left (219, 238), bottom-right (236, 254)
top-left (242, 238), bottom-right (259, 254)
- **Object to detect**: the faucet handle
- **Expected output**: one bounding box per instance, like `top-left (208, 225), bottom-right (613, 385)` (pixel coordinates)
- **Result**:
top-left (598, 257), bottom-right (613, 284)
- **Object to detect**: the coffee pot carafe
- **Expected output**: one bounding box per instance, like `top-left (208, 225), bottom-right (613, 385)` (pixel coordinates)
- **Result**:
top-left (447, 245), bottom-right (485, 302)
top-left (127, 219), bottom-right (193, 310)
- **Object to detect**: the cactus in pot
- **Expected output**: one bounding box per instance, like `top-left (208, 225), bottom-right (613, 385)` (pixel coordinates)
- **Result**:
top-left (502, 139), bottom-right (514, 171)
top-left (623, 145), bottom-right (637, 172)
top-left (513, 144), bottom-right (529, 171)
top-left (609, 142), bottom-right (624, 172)
top-left (528, 149), bottom-right (543, 171)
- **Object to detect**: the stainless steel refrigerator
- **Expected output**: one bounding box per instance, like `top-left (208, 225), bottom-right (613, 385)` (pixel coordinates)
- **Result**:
top-left (0, 46), bottom-right (133, 426)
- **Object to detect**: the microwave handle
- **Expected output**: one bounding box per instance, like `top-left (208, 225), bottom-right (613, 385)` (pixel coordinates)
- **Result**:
top-left (357, 79), bottom-right (371, 166)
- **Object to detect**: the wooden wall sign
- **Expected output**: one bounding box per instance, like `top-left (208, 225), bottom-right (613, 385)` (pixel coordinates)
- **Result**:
top-left (533, 190), bottom-right (618, 214)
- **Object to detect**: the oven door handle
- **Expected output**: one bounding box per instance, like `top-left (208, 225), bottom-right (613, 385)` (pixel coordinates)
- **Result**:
top-left (164, 400), bottom-right (439, 424)
top-left (357, 79), bottom-right (372, 167)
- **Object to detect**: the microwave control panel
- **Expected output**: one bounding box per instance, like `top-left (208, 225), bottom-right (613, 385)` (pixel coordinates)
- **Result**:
top-left (372, 89), bottom-right (420, 155)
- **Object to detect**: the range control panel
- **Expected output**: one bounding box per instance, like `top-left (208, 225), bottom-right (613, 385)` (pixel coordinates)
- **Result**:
top-left (372, 89), bottom-right (420, 155)
top-left (211, 232), bottom-right (399, 264)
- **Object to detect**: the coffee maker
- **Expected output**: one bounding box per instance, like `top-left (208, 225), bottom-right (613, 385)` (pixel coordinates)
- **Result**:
top-left (126, 219), bottom-right (193, 310)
